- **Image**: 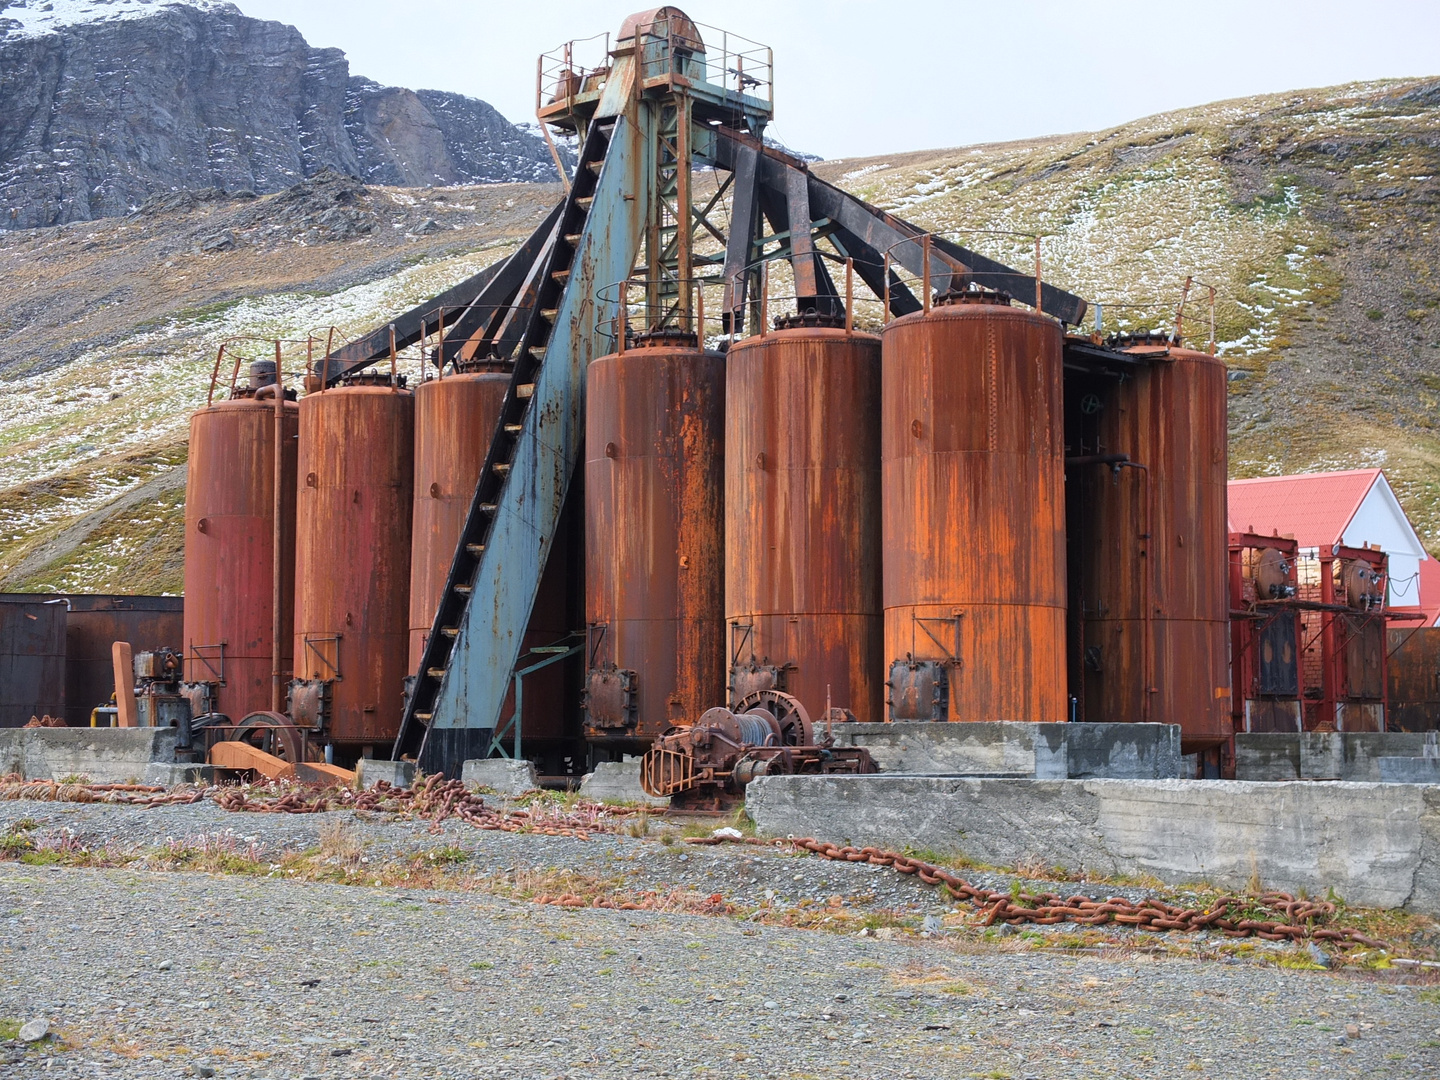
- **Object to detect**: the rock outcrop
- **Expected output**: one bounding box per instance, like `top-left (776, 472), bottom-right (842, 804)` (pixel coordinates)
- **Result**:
top-left (0, 1), bottom-right (562, 228)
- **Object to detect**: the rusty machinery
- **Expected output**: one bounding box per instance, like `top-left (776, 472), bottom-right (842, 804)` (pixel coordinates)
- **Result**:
top-left (640, 689), bottom-right (876, 809)
top-left (1296, 543), bottom-right (1391, 732)
top-left (1229, 532), bottom-right (1303, 735)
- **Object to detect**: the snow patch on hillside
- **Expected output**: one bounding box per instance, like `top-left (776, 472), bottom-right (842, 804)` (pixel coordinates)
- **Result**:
top-left (0, 0), bottom-right (238, 41)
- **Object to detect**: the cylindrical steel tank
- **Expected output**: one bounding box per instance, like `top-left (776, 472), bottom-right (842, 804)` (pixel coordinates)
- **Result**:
top-left (725, 320), bottom-right (882, 721)
top-left (584, 333), bottom-right (725, 741)
top-left (183, 391), bottom-right (298, 718)
top-left (1070, 338), bottom-right (1229, 751)
top-left (881, 292), bottom-right (1066, 724)
top-left (409, 368), bottom-right (509, 669)
top-left (294, 374), bottom-right (415, 749)
top-left (408, 367), bottom-right (574, 754)
top-left (0, 598), bottom-right (66, 726)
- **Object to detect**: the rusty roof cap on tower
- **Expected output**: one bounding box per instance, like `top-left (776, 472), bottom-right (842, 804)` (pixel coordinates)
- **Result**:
top-left (618, 7), bottom-right (703, 49)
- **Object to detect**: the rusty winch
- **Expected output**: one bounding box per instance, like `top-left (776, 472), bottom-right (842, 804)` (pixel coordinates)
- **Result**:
top-left (640, 689), bottom-right (877, 810)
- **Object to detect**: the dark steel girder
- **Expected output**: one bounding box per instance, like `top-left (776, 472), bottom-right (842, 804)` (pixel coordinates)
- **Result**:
top-left (711, 127), bottom-right (1088, 326)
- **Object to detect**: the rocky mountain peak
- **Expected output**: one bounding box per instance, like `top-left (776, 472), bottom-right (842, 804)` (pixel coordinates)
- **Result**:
top-left (0, 0), bottom-right (566, 229)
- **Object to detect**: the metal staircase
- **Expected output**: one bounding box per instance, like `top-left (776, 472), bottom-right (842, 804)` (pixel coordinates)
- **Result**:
top-left (393, 113), bottom-right (649, 772)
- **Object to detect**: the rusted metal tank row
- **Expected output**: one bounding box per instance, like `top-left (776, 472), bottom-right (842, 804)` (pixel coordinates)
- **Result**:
top-left (292, 373), bottom-right (415, 750)
top-left (1067, 340), bottom-right (1230, 753)
top-left (183, 363), bottom-right (298, 720)
top-left (584, 332), bottom-right (726, 743)
top-left (724, 318), bottom-right (883, 722)
top-left (409, 366), bottom-right (573, 753)
top-left (880, 292), bottom-right (1067, 725)
top-left (0, 598), bottom-right (66, 726)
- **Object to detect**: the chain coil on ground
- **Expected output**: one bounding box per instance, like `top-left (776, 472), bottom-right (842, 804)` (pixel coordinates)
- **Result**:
top-left (686, 834), bottom-right (1387, 949)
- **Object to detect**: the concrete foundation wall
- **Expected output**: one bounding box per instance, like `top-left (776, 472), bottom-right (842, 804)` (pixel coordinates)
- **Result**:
top-left (1235, 732), bottom-right (1433, 782)
top-left (745, 774), bottom-right (1440, 913)
top-left (0, 727), bottom-right (178, 783)
top-left (829, 722), bottom-right (1180, 780)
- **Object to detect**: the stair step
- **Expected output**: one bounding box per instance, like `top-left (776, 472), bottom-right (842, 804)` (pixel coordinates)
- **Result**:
top-left (480, 503), bottom-right (498, 514)
top-left (564, 234), bottom-right (582, 245)
top-left (492, 462), bottom-right (510, 476)
top-left (504, 424), bottom-right (522, 435)
top-left (528, 345), bottom-right (546, 360)
top-left (540, 308), bottom-right (558, 321)
top-left (416, 712), bottom-right (432, 721)
top-left (454, 584), bottom-right (473, 595)
top-left (441, 627), bottom-right (459, 639)
top-left (575, 197), bottom-right (594, 209)
top-left (427, 668), bottom-right (446, 679)
top-left (551, 268), bottom-right (571, 281)
top-left (466, 543), bottom-right (485, 556)
top-left (517, 383), bottom-right (535, 399)
top-left (586, 160), bottom-right (603, 175)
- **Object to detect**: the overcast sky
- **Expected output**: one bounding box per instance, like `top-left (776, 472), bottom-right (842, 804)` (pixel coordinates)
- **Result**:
top-left (239, 0), bottom-right (1440, 160)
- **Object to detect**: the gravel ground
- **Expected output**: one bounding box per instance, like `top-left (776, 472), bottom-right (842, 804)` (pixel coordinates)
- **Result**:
top-left (1, 800), bottom-right (1438, 1078)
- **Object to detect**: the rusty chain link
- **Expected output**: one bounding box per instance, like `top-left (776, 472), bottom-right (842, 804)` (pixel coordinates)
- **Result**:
top-left (686, 833), bottom-right (1387, 949)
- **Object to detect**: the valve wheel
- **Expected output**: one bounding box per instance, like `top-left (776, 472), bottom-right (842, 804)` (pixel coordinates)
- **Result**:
top-left (734, 689), bottom-right (812, 746)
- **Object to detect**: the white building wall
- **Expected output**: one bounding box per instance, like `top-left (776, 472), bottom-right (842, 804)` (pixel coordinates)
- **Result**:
top-left (1340, 474), bottom-right (1428, 606)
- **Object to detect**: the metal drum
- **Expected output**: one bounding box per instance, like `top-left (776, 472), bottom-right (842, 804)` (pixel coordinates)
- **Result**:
top-left (584, 333), bottom-right (725, 743)
top-left (293, 374), bottom-right (415, 750)
top-left (725, 320), bottom-right (882, 721)
top-left (0, 598), bottom-right (66, 726)
top-left (183, 377), bottom-right (298, 720)
top-left (1071, 340), bottom-right (1229, 752)
top-left (881, 291), bottom-right (1066, 724)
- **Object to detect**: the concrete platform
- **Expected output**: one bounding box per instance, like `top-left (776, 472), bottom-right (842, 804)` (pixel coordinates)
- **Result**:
top-left (1235, 732), bottom-right (1434, 781)
top-left (745, 774), bottom-right (1440, 913)
top-left (144, 762), bottom-right (214, 787)
top-left (578, 761), bottom-right (670, 806)
top-left (0, 727), bottom-right (178, 783)
top-left (828, 721), bottom-right (1181, 780)
top-left (461, 758), bottom-right (538, 796)
top-left (355, 759), bottom-right (415, 790)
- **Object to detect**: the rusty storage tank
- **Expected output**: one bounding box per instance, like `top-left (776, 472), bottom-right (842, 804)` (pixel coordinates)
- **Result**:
top-left (584, 330), bottom-right (725, 743)
top-left (184, 362), bottom-right (298, 719)
top-left (293, 372), bottom-right (415, 752)
top-left (66, 595), bottom-right (185, 725)
top-left (409, 366), bottom-right (574, 756)
top-left (725, 315), bottom-right (882, 721)
top-left (1069, 333), bottom-right (1229, 754)
top-left (0, 598), bottom-right (66, 726)
top-left (409, 366), bottom-right (510, 669)
top-left (881, 289), bottom-right (1066, 724)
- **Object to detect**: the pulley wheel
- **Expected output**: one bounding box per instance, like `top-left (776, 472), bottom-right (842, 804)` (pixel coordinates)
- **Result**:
top-left (228, 711), bottom-right (304, 765)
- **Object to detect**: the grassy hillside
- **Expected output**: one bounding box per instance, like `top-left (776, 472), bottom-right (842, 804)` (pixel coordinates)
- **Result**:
top-left (2, 76), bottom-right (1439, 593)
